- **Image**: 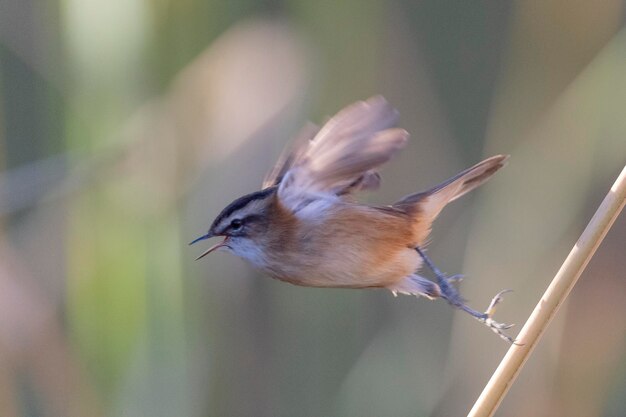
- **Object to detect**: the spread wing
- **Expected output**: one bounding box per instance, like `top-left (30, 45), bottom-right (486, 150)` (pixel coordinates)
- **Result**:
top-left (262, 122), bottom-right (319, 189)
top-left (265, 96), bottom-right (408, 212)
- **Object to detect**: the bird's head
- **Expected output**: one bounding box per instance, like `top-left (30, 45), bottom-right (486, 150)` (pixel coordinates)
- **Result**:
top-left (190, 187), bottom-right (277, 264)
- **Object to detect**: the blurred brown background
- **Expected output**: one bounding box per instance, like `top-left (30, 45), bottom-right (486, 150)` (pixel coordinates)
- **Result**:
top-left (1, 1), bottom-right (625, 416)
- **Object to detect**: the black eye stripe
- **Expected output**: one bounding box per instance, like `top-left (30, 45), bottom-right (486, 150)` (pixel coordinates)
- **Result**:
top-left (215, 214), bottom-right (264, 236)
top-left (242, 214), bottom-right (262, 224)
top-left (230, 215), bottom-right (263, 230)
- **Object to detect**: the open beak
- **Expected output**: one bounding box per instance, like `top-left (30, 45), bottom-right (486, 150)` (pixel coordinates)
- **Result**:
top-left (189, 232), bottom-right (229, 260)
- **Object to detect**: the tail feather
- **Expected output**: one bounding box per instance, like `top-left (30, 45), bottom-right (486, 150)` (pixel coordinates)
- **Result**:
top-left (394, 155), bottom-right (509, 242)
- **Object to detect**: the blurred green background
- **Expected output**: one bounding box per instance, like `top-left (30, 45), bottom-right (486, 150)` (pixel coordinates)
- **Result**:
top-left (1, 1), bottom-right (625, 416)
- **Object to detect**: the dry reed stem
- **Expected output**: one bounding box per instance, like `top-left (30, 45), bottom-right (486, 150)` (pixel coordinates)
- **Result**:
top-left (468, 164), bottom-right (626, 417)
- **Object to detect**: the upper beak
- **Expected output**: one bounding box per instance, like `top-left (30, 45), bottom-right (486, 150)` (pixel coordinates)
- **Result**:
top-left (190, 232), bottom-right (229, 261)
top-left (189, 232), bottom-right (213, 246)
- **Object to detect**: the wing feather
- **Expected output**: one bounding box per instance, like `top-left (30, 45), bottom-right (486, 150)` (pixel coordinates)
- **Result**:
top-left (273, 96), bottom-right (408, 212)
top-left (262, 122), bottom-right (319, 188)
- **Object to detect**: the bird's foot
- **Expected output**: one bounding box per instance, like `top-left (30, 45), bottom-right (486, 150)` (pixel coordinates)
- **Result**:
top-left (444, 282), bottom-right (518, 344)
top-left (472, 290), bottom-right (519, 344)
top-left (415, 246), bottom-right (519, 344)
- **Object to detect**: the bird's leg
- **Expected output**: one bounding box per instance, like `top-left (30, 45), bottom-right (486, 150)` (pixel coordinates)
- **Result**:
top-left (415, 246), bottom-right (517, 344)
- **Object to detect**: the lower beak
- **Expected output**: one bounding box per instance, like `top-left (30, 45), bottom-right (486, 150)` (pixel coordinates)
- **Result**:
top-left (195, 237), bottom-right (229, 260)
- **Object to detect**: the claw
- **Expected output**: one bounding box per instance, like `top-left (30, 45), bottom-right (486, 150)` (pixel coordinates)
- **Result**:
top-left (485, 289), bottom-right (513, 318)
top-left (447, 285), bottom-right (519, 344)
top-left (484, 319), bottom-right (520, 344)
top-left (489, 321), bottom-right (515, 330)
top-left (479, 289), bottom-right (519, 344)
top-left (444, 284), bottom-right (519, 343)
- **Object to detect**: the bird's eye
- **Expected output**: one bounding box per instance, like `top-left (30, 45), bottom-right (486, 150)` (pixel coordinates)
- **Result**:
top-left (230, 219), bottom-right (243, 231)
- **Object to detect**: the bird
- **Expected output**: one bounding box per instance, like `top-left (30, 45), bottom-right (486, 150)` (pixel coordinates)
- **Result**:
top-left (191, 96), bottom-right (516, 343)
